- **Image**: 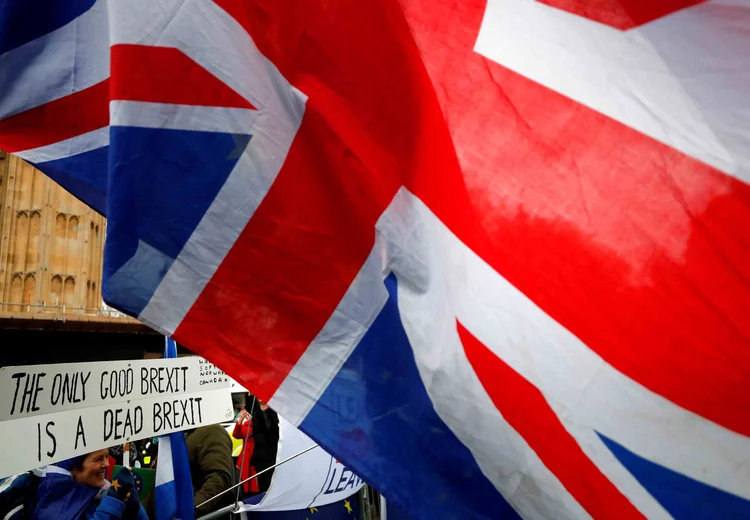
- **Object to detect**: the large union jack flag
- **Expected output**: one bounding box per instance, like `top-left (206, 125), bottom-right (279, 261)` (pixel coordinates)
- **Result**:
top-left (1, 0), bottom-right (749, 518)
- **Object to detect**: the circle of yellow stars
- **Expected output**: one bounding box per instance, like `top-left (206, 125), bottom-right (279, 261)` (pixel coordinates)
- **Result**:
top-left (306, 499), bottom-right (354, 519)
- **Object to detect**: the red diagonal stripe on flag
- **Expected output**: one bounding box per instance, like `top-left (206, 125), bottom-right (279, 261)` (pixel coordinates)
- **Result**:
top-left (537, 0), bottom-right (707, 30)
top-left (0, 80), bottom-right (109, 153)
top-left (457, 321), bottom-right (645, 519)
top-left (111, 44), bottom-right (255, 109)
top-left (176, 0), bottom-right (458, 398)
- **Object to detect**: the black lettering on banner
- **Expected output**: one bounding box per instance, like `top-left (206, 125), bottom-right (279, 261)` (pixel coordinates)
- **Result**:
top-left (118, 369), bottom-right (132, 397)
top-left (194, 397), bottom-right (203, 423)
top-left (165, 368), bottom-right (174, 393)
top-left (158, 368), bottom-right (165, 394)
top-left (100, 371), bottom-right (108, 399)
top-left (163, 401), bottom-right (173, 430)
top-left (123, 407), bottom-right (133, 438)
top-left (178, 399), bottom-right (189, 428)
top-left (11, 372), bottom-right (26, 415)
top-left (150, 367), bottom-right (158, 394)
top-left (153, 402), bottom-right (162, 432)
top-left (37, 423), bottom-right (41, 462)
top-left (323, 469), bottom-right (337, 495)
top-left (188, 398), bottom-right (196, 425)
top-left (63, 372), bottom-right (76, 404)
top-left (134, 406), bottom-right (143, 435)
top-left (75, 416), bottom-right (87, 449)
top-left (51, 372), bottom-right (89, 406)
top-left (334, 469), bottom-right (351, 493)
top-left (80, 371), bottom-right (91, 401)
top-left (118, 370), bottom-right (126, 397)
top-left (21, 374), bottom-right (35, 413)
top-left (172, 398), bottom-right (180, 427)
top-left (114, 408), bottom-right (124, 440)
top-left (141, 367), bottom-right (148, 395)
top-left (153, 396), bottom-right (205, 434)
top-left (343, 472), bottom-right (358, 491)
top-left (103, 409), bottom-right (113, 441)
top-left (45, 421), bottom-right (56, 458)
top-left (31, 372), bottom-right (46, 412)
top-left (172, 398), bottom-right (180, 428)
top-left (109, 372), bottom-right (117, 400)
top-left (50, 374), bottom-right (62, 405)
top-left (181, 367), bottom-right (188, 392)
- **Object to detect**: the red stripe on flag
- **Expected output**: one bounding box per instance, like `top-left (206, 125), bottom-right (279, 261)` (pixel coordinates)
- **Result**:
top-left (110, 44), bottom-right (255, 109)
top-left (457, 321), bottom-right (645, 519)
top-left (176, 0), bottom-right (454, 398)
top-left (536, 0), bottom-right (707, 30)
top-left (0, 80), bottom-right (109, 153)
top-left (400, 0), bottom-right (750, 436)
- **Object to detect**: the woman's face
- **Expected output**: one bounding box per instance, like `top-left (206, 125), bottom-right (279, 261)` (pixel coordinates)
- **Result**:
top-left (71, 449), bottom-right (109, 488)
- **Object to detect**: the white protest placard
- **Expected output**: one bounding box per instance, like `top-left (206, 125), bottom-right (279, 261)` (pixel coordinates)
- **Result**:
top-left (0, 357), bottom-right (229, 421)
top-left (0, 358), bottom-right (234, 478)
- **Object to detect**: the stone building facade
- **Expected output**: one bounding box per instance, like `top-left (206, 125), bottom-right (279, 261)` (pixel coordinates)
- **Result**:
top-left (0, 151), bottom-right (106, 312)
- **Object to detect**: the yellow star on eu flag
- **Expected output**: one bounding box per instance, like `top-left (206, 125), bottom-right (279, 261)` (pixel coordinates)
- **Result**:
top-left (309, 507), bottom-right (318, 514)
top-left (111, 479), bottom-right (121, 492)
top-left (344, 500), bottom-right (353, 514)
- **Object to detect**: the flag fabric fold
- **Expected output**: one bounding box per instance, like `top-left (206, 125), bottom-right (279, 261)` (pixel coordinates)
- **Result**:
top-left (154, 338), bottom-right (194, 520)
top-left (1, 1), bottom-right (749, 518)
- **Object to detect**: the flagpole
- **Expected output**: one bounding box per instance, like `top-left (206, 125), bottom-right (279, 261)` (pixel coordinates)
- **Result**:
top-left (195, 443), bottom-right (319, 515)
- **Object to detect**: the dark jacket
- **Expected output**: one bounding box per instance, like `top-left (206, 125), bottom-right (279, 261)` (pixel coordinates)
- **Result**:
top-left (249, 408), bottom-right (279, 492)
top-left (250, 409), bottom-right (279, 469)
top-left (185, 425), bottom-right (234, 517)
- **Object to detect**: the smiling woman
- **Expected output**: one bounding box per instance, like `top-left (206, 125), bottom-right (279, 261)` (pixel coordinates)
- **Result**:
top-left (30, 450), bottom-right (149, 520)
top-left (70, 449), bottom-right (109, 489)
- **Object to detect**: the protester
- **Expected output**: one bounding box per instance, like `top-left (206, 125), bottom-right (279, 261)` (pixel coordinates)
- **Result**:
top-left (32, 449), bottom-right (147, 520)
top-left (250, 401), bottom-right (279, 493)
top-left (232, 405), bottom-right (259, 496)
top-left (186, 425), bottom-right (234, 517)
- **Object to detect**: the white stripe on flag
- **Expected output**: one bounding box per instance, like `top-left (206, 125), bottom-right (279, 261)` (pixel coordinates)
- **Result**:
top-left (475, 0), bottom-right (750, 182)
top-left (155, 436), bottom-right (175, 486)
top-left (110, 101), bottom-right (259, 134)
top-left (0, 0), bottom-right (109, 120)
top-left (15, 127), bottom-right (109, 163)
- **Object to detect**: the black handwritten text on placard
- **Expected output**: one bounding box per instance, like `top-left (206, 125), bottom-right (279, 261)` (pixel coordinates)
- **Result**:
top-left (2, 388), bottom-right (232, 479)
top-left (0, 358), bottom-right (229, 422)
